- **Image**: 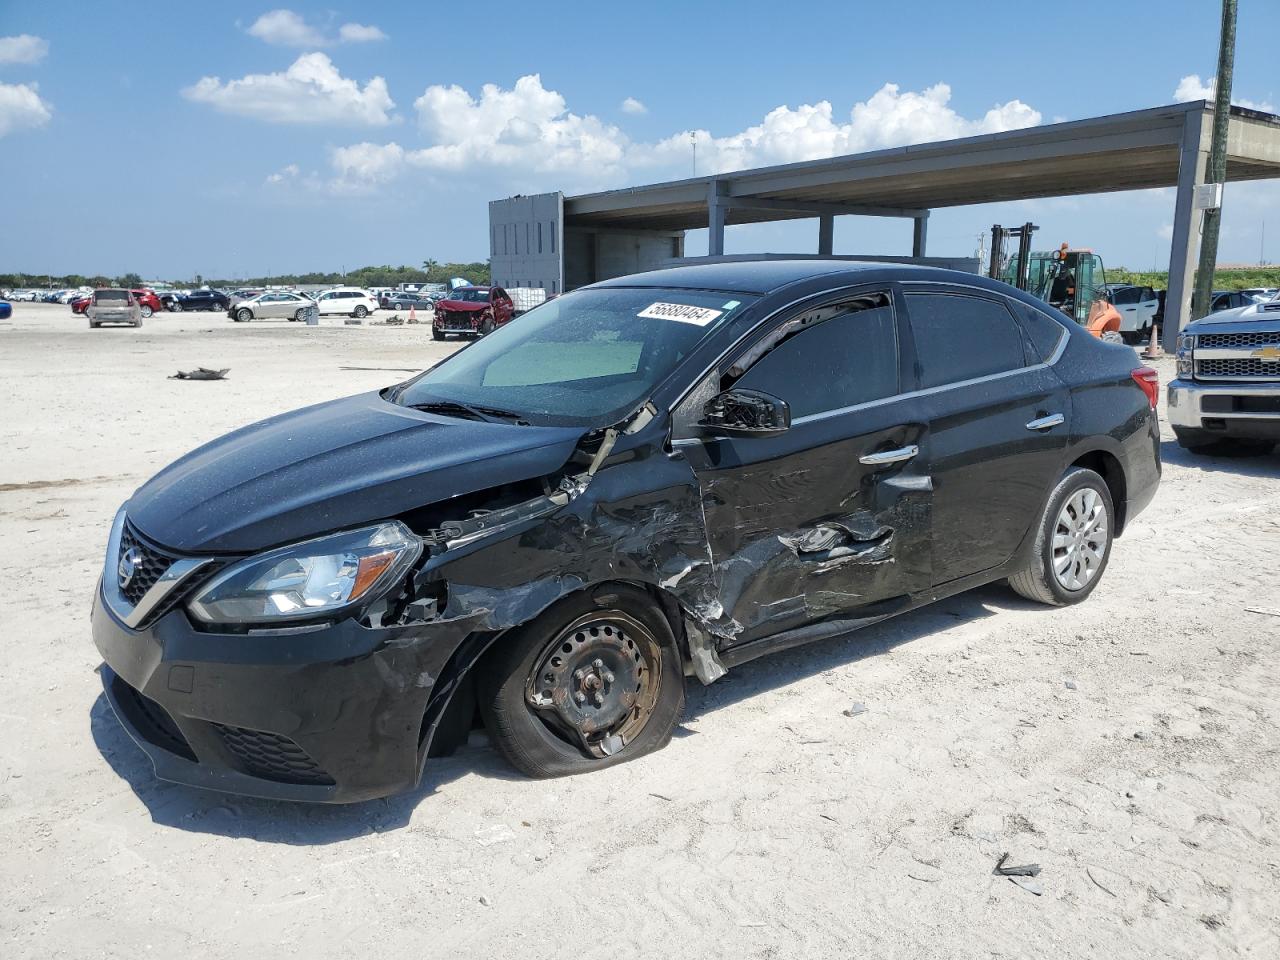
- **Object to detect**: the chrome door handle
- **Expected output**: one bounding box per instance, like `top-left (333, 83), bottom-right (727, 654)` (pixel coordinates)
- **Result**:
top-left (859, 444), bottom-right (919, 465)
top-left (1026, 413), bottom-right (1065, 431)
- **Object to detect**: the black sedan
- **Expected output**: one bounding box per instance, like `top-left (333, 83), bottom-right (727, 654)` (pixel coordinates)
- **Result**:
top-left (92, 260), bottom-right (1160, 802)
top-left (172, 290), bottom-right (231, 312)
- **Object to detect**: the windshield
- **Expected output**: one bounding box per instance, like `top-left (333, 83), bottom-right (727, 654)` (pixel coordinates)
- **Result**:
top-left (446, 288), bottom-right (490, 303)
top-left (394, 286), bottom-right (755, 426)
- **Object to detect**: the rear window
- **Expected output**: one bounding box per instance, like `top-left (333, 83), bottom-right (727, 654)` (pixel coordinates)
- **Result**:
top-left (905, 292), bottom-right (1027, 388)
top-left (95, 290), bottom-right (129, 302)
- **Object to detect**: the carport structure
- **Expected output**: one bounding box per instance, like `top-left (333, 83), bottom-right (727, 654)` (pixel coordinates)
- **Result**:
top-left (550, 101), bottom-right (1280, 349)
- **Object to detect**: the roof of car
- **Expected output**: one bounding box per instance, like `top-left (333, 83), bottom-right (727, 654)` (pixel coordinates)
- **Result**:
top-left (590, 258), bottom-right (988, 295)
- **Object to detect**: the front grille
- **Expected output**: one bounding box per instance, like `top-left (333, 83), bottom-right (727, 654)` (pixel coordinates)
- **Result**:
top-left (1198, 331), bottom-right (1280, 349)
top-left (437, 310), bottom-right (475, 330)
top-left (111, 675), bottom-right (198, 762)
top-left (118, 522), bottom-right (178, 605)
top-left (213, 724), bottom-right (334, 786)
top-left (1198, 358), bottom-right (1280, 380)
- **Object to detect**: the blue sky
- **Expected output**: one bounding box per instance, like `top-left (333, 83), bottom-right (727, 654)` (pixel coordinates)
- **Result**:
top-left (0, 0), bottom-right (1277, 280)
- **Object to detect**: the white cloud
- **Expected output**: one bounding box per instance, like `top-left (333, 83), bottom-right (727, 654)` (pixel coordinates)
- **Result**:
top-left (638, 83), bottom-right (1040, 173)
top-left (338, 22), bottom-right (387, 43)
top-left (0, 81), bottom-right (52, 137)
top-left (621, 96), bottom-right (647, 115)
top-left (183, 53), bottom-right (395, 126)
top-left (329, 142), bottom-right (406, 192)
top-left (246, 10), bottom-right (325, 46)
top-left (265, 162), bottom-right (300, 184)
top-left (245, 9), bottom-right (388, 47)
top-left (0, 34), bottom-right (48, 65)
top-left (317, 76), bottom-right (1042, 193)
top-left (1174, 74), bottom-right (1275, 113)
top-left (410, 74), bottom-right (628, 176)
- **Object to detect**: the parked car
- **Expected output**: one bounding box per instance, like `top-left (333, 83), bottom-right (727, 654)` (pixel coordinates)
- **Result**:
top-left (87, 288), bottom-right (142, 328)
top-left (229, 291), bottom-right (315, 322)
top-left (1103, 284), bottom-right (1159, 342)
top-left (1169, 295), bottom-right (1280, 453)
top-left (381, 291), bottom-right (435, 311)
top-left (432, 285), bottom-right (515, 339)
top-left (91, 260), bottom-right (1160, 802)
top-left (0, 299), bottom-right (11, 320)
top-left (173, 289), bottom-right (231, 312)
top-left (313, 287), bottom-right (378, 318)
top-left (9, 289), bottom-right (37, 302)
top-left (229, 289), bottom-right (265, 306)
top-left (1202, 290), bottom-right (1255, 317)
top-left (1241, 287), bottom-right (1278, 303)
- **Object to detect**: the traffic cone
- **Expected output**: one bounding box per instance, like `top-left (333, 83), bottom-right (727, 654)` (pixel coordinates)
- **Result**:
top-left (408, 304), bottom-right (417, 325)
top-left (1141, 323), bottom-right (1163, 360)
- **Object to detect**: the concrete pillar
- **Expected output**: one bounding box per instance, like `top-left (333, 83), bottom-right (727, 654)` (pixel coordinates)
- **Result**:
top-left (817, 214), bottom-right (834, 255)
top-left (1163, 110), bottom-right (1210, 352)
top-left (707, 180), bottom-right (728, 256)
top-left (912, 214), bottom-right (929, 257)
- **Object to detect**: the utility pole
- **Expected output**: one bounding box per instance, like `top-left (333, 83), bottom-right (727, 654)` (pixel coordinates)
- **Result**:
top-left (691, 132), bottom-right (697, 177)
top-left (1191, 0), bottom-right (1237, 319)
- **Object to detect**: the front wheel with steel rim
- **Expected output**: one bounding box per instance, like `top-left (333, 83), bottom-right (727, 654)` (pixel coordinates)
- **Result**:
top-left (1009, 466), bottom-right (1114, 606)
top-left (478, 585), bottom-right (685, 777)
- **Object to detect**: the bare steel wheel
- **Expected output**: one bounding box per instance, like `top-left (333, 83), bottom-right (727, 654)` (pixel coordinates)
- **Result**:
top-left (478, 585), bottom-right (685, 777)
top-left (1052, 487), bottom-right (1108, 591)
top-left (525, 612), bottom-right (662, 758)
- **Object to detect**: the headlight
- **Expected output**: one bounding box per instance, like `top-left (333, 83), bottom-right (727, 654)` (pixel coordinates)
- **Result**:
top-left (1175, 333), bottom-right (1195, 355)
top-left (188, 522), bottom-right (422, 625)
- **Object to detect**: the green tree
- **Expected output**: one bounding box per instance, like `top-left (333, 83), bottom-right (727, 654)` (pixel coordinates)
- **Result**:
top-left (117, 272), bottom-right (144, 287)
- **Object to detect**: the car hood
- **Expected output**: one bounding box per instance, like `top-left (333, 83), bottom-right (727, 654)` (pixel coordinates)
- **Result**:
top-left (126, 390), bottom-right (586, 554)
top-left (435, 299), bottom-right (489, 312)
top-left (1188, 302), bottom-right (1280, 330)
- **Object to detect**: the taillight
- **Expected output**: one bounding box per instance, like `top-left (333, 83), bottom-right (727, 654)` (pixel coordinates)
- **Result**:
top-left (1131, 366), bottom-right (1158, 409)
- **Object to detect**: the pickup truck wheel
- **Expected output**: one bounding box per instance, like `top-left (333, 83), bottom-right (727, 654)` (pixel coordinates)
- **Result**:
top-left (478, 585), bottom-right (685, 778)
top-left (1009, 467), bottom-right (1114, 607)
top-left (140, 305), bottom-right (153, 319)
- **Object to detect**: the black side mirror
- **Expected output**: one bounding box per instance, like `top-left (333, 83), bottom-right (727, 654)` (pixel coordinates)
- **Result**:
top-left (698, 388), bottom-right (791, 438)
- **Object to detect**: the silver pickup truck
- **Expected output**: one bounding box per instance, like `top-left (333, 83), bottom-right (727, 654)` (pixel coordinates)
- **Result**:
top-left (1169, 294), bottom-right (1280, 453)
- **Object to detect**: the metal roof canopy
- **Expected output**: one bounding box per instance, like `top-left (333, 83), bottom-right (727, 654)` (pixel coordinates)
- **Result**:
top-left (563, 101), bottom-right (1280, 345)
top-left (565, 102), bottom-right (1279, 230)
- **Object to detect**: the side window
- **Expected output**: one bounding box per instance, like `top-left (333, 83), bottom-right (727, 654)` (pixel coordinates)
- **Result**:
top-left (732, 296), bottom-right (899, 419)
top-left (1112, 287), bottom-right (1138, 304)
top-left (1013, 301), bottom-right (1068, 363)
top-left (905, 292), bottom-right (1027, 388)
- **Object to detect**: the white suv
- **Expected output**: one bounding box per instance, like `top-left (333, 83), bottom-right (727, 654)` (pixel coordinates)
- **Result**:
top-left (314, 287), bottom-right (378, 318)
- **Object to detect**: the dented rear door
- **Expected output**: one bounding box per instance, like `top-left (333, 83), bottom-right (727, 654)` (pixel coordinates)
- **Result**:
top-left (674, 286), bottom-right (932, 646)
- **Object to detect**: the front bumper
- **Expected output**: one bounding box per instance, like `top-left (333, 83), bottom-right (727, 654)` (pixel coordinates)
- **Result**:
top-left (433, 311), bottom-right (481, 333)
top-left (92, 579), bottom-right (465, 803)
top-left (1166, 377), bottom-right (1280, 439)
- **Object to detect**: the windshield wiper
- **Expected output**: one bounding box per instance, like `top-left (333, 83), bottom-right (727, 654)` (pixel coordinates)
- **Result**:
top-left (408, 400), bottom-right (528, 424)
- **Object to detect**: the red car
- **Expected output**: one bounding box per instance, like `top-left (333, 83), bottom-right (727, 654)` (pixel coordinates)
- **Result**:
top-left (432, 286), bottom-right (515, 340)
top-left (72, 289), bottom-right (163, 318)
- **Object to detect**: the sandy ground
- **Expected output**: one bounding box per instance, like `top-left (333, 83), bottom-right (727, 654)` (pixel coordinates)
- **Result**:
top-left (1, 301), bottom-right (1278, 959)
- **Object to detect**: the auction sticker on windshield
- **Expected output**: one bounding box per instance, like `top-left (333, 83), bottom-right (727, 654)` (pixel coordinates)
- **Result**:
top-left (638, 302), bottom-right (723, 326)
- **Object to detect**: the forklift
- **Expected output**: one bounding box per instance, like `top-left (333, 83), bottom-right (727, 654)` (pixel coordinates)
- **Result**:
top-left (988, 222), bottom-right (1122, 339)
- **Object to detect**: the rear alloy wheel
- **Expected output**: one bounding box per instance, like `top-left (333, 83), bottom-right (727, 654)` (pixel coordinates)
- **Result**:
top-left (236, 307), bottom-right (253, 322)
top-left (1008, 467), bottom-right (1114, 606)
top-left (294, 308), bottom-right (306, 322)
top-left (353, 305), bottom-right (369, 318)
top-left (140, 305), bottom-right (153, 319)
top-left (478, 586), bottom-right (685, 778)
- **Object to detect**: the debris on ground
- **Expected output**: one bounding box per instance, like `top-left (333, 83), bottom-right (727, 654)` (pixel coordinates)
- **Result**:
top-left (1086, 867), bottom-right (1118, 897)
top-left (1008, 875), bottom-right (1044, 896)
top-left (169, 367), bottom-right (229, 380)
top-left (842, 702), bottom-right (869, 717)
top-left (377, 316), bottom-right (405, 326)
top-left (344, 318), bottom-right (363, 325)
top-left (994, 852), bottom-right (1041, 877)
top-left (1064, 679), bottom-right (1078, 690)
top-left (1244, 606), bottom-right (1280, 618)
